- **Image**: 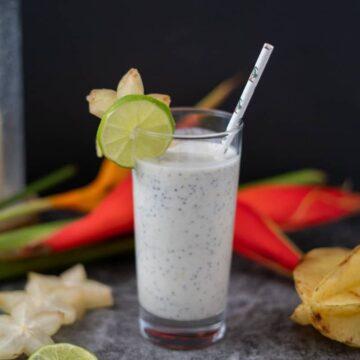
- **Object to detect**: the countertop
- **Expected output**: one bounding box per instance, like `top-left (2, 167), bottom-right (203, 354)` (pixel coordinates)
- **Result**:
top-left (2, 217), bottom-right (360, 360)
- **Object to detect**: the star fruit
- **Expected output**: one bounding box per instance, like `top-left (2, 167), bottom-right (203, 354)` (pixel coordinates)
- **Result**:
top-left (0, 301), bottom-right (62, 359)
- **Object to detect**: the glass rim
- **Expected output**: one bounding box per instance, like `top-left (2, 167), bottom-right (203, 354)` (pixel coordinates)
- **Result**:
top-left (138, 107), bottom-right (244, 140)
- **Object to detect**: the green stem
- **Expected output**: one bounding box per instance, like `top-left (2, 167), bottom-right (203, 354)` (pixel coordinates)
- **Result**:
top-left (240, 169), bottom-right (327, 189)
top-left (0, 237), bottom-right (134, 281)
top-left (0, 199), bottom-right (51, 223)
top-left (0, 220), bottom-right (70, 253)
top-left (0, 165), bottom-right (76, 209)
top-left (0, 168), bottom-right (327, 226)
top-left (0, 169), bottom-right (327, 279)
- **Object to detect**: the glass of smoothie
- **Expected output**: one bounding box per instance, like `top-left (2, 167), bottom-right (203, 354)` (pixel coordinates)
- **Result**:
top-left (132, 108), bottom-right (243, 349)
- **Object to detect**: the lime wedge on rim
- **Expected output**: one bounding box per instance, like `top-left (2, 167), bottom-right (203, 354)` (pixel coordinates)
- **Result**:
top-left (97, 94), bottom-right (175, 168)
top-left (29, 344), bottom-right (97, 360)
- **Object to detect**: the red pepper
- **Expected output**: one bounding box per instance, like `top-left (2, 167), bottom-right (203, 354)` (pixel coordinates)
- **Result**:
top-left (233, 201), bottom-right (302, 275)
top-left (237, 185), bottom-right (360, 231)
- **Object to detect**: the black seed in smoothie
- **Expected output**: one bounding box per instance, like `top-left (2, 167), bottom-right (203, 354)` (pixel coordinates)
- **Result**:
top-left (134, 146), bottom-right (240, 320)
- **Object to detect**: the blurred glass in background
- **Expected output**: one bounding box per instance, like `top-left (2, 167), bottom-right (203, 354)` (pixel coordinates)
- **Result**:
top-left (0, 0), bottom-right (24, 198)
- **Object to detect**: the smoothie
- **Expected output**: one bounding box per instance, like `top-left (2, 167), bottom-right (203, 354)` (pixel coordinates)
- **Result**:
top-left (92, 69), bottom-right (244, 346)
top-left (133, 140), bottom-right (240, 321)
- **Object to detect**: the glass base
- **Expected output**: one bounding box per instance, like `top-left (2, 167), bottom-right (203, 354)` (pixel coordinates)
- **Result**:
top-left (139, 307), bottom-right (226, 350)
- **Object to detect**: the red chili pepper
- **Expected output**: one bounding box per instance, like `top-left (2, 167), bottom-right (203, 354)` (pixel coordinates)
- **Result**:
top-left (233, 201), bottom-right (302, 275)
top-left (237, 185), bottom-right (360, 231)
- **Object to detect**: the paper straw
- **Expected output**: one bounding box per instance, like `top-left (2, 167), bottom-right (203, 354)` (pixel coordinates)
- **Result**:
top-left (223, 43), bottom-right (274, 149)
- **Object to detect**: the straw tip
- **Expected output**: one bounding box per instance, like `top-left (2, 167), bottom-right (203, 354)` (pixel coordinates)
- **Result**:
top-left (264, 43), bottom-right (274, 50)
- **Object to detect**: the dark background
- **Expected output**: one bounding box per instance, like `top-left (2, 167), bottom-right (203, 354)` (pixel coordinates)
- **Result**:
top-left (22, 0), bottom-right (360, 189)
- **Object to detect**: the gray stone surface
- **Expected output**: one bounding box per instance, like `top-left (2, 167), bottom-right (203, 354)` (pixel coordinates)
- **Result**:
top-left (2, 217), bottom-right (360, 359)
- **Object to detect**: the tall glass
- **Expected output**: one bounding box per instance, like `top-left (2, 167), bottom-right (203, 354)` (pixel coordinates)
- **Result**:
top-left (132, 108), bottom-right (243, 349)
top-left (0, 0), bottom-right (25, 199)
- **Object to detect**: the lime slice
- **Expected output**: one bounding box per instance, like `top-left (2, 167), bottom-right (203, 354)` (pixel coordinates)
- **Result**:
top-left (96, 94), bottom-right (175, 168)
top-left (29, 343), bottom-right (97, 360)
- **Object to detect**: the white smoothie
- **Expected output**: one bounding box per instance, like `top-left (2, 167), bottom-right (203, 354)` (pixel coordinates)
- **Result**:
top-left (133, 140), bottom-right (240, 321)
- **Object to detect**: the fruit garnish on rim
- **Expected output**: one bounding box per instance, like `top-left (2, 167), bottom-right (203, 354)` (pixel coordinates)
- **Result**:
top-left (97, 94), bottom-right (174, 168)
top-left (87, 68), bottom-right (174, 166)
